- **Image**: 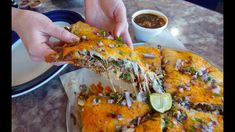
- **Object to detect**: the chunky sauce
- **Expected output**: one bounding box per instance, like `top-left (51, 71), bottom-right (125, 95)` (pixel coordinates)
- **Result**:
top-left (134, 14), bottom-right (166, 28)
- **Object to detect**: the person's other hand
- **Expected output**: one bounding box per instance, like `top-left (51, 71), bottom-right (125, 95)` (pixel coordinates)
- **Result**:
top-left (12, 8), bottom-right (80, 62)
top-left (85, 0), bottom-right (133, 49)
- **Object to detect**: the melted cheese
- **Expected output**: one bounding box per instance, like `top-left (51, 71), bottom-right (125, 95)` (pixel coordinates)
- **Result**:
top-left (135, 114), bottom-right (162, 132)
top-left (162, 48), bottom-right (223, 105)
top-left (183, 108), bottom-right (223, 131)
top-left (81, 96), bottom-right (151, 132)
top-left (134, 46), bottom-right (162, 73)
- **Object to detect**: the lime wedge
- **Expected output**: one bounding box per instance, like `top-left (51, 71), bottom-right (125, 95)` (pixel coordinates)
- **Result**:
top-left (149, 93), bottom-right (172, 113)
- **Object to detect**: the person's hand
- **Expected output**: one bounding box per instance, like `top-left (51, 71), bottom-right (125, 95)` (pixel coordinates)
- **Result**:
top-left (85, 0), bottom-right (133, 49)
top-left (12, 8), bottom-right (80, 62)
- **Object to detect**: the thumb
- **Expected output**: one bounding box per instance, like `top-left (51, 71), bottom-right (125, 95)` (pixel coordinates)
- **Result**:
top-left (47, 24), bottom-right (80, 43)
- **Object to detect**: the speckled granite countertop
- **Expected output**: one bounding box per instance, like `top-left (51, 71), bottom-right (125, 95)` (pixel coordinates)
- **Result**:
top-left (12, 0), bottom-right (223, 131)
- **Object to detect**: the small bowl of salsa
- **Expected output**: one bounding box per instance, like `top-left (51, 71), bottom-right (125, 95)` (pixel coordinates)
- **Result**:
top-left (131, 9), bottom-right (168, 42)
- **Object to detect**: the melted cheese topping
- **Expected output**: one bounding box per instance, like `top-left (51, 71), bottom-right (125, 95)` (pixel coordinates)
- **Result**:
top-left (183, 108), bottom-right (223, 131)
top-left (162, 48), bottom-right (223, 105)
top-left (134, 46), bottom-right (162, 73)
top-left (81, 96), bottom-right (150, 132)
top-left (135, 114), bottom-right (162, 132)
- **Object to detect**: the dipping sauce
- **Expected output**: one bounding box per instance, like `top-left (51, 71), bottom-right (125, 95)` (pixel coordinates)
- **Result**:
top-left (134, 14), bottom-right (166, 29)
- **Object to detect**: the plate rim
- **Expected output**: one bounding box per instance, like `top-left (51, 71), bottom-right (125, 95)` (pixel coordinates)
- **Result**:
top-left (12, 10), bottom-right (85, 98)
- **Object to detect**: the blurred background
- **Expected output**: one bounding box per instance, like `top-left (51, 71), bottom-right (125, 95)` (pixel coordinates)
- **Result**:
top-left (185, 0), bottom-right (223, 13)
top-left (12, 0), bottom-right (223, 14)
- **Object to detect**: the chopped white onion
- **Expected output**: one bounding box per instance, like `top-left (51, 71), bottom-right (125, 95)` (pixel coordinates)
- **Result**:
top-left (77, 98), bottom-right (85, 106)
top-left (107, 35), bottom-right (114, 40)
top-left (81, 35), bottom-right (87, 40)
top-left (108, 99), bottom-right (114, 104)
top-left (98, 42), bottom-right (104, 47)
top-left (109, 44), bottom-right (115, 48)
top-left (121, 100), bottom-right (127, 106)
top-left (212, 86), bottom-right (220, 95)
top-left (173, 118), bottom-right (178, 125)
top-left (125, 91), bottom-right (132, 108)
top-left (179, 88), bottom-right (184, 93)
top-left (143, 53), bottom-right (155, 58)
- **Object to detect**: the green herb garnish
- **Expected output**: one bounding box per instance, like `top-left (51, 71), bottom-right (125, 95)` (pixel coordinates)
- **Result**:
top-left (163, 117), bottom-right (174, 129)
top-left (119, 51), bottom-right (124, 55)
top-left (186, 126), bottom-right (196, 132)
top-left (120, 73), bottom-right (132, 81)
top-left (113, 70), bottom-right (117, 74)
top-left (97, 39), bottom-right (102, 43)
top-left (100, 30), bottom-right (106, 37)
top-left (117, 43), bottom-right (123, 47)
top-left (186, 67), bottom-right (197, 74)
top-left (93, 55), bottom-right (102, 61)
top-left (197, 76), bottom-right (202, 81)
top-left (214, 93), bottom-right (221, 97)
top-left (80, 84), bottom-right (87, 93)
top-left (116, 36), bottom-right (122, 43)
top-left (126, 73), bottom-right (132, 81)
top-left (178, 111), bottom-right (188, 122)
top-left (194, 117), bottom-right (206, 125)
top-left (109, 92), bottom-right (119, 100)
top-left (206, 76), bottom-right (212, 82)
top-left (112, 61), bottom-right (120, 67)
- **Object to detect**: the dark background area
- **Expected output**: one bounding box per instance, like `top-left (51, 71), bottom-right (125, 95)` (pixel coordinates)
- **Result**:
top-left (186, 0), bottom-right (223, 14)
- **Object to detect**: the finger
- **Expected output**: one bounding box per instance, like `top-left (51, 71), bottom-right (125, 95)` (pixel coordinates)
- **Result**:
top-left (121, 30), bottom-right (133, 49)
top-left (47, 25), bottom-right (80, 43)
top-left (27, 42), bottom-right (56, 61)
top-left (47, 41), bottom-right (65, 48)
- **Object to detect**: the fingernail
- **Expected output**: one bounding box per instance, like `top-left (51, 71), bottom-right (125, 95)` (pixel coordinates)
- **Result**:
top-left (71, 36), bottom-right (80, 43)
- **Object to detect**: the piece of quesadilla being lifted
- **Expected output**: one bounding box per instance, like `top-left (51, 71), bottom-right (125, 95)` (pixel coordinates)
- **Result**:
top-left (45, 21), bottom-right (164, 96)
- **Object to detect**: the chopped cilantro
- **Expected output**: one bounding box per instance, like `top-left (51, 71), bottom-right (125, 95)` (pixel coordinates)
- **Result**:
top-left (126, 73), bottom-right (132, 81)
top-left (186, 126), bottom-right (196, 132)
top-left (197, 76), bottom-right (202, 81)
top-left (112, 61), bottom-right (120, 67)
top-left (97, 39), bottom-right (102, 43)
top-left (119, 51), bottom-right (124, 55)
top-left (109, 92), bottom-right (119, 100)
top-left (179, 112), bottom-right (188, 121)
top-left (117, 43), bottom-right (123, 47)
top-left (194, 117), bottom-right (206, 125)
top-left (111, 111), bottom-right (116, 115)
top-left (214, 93), bottom-right (221, 97)
top-left (119, 73), bottom-right (132, 81)
top-left (164, 117), bottom-right (170, 125)
top-left (116, 36), bottom-right (122, 43)
top-left (188, 67), bottom-right (197, 74)
top-left (80, 84), bottom-right (87, 93)
top-left (163, 117), bottom-right (174, 129)
top-left (207, 76), bottom-right (212, 82)
top-left (100, 30), bottom-right (106, 37)
top-left (113, 70), bottom-right (117, 74)
top-left (93, 55), bottom-right (102, 61)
